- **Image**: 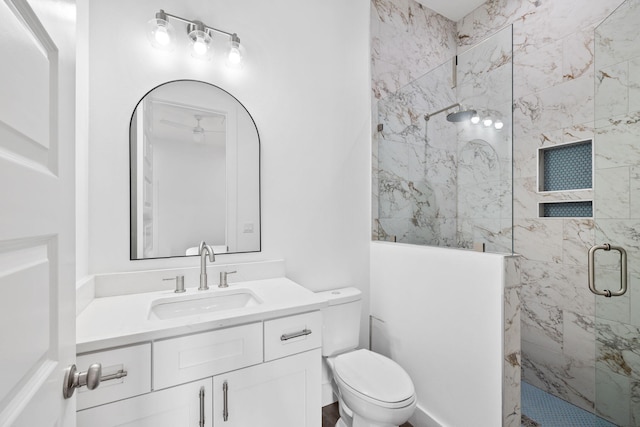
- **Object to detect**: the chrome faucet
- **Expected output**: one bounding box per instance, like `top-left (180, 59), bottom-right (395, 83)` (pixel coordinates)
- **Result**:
top-left (198, 241), bottom-right (215, 291)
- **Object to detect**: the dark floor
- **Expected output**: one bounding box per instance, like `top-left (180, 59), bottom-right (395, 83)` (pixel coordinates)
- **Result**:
top-left (322, 402), bottom-right (413, 427)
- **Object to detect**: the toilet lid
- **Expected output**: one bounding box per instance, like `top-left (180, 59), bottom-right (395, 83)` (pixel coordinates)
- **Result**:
top-left (334, 349), bottom-right (415, 404)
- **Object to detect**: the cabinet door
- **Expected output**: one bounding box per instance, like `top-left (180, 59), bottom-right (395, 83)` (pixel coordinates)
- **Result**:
top-left (77, 378), bottom-right (212, 427)
top-left (213, 349), bottom-right (321, 427)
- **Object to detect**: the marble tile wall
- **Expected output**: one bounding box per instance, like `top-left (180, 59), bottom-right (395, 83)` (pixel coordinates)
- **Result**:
top-left (373, 0), bottom-right (640, 425)
top-left (372, 0), bottom-right (512, 253)
top-left (593, 1), bottom-right (640, 425)
top-left (455, 26), bottom-right (513, 253)
top-left (457, 0), bottom-right (636, 424)
top-left (371, 1), bottom-right (520, 425)
top-left (371, 0), bottom-right (457, 245)
top-left (371, 0), bottom-right (457, 101)
top-left (375, 61), bottom-right (458, 246)
top-left (504, 255), bottom-right (522, 427)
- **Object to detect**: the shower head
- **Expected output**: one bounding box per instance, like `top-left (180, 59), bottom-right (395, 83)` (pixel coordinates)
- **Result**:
top-left (446, 109), bottom-right (477, 122)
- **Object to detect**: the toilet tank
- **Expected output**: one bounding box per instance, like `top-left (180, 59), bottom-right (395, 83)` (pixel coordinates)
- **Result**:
top-left (316, 287), bottom-right (362, 357)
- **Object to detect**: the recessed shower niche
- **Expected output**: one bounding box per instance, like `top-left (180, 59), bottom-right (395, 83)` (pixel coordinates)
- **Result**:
top-left (537, 139), bottom-right (593, 218)
top-left (373, 26), bottom-right (513, 253)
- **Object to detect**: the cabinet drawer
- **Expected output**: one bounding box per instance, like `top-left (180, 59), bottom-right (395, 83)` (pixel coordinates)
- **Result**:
top-left (153, 322), bottom-right (263, 390)
top-left (264, 311), bottom-right (322, 361)
top-left (77, 343), bottom-right (151, 410)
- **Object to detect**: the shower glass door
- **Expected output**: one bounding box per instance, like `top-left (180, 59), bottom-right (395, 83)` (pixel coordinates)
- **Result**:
top-left (593, 0), bottom-right (640, 425)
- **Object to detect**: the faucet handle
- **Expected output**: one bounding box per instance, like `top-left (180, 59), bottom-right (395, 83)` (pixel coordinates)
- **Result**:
top-left (219, 271), bottom-right (237, 288)
top-left (164, 275), bottom-right (186, 293)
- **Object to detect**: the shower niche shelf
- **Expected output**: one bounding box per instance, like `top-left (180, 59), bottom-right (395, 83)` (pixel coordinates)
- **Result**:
top-left (538, 139), bottom-right (593, 193)
top-left (539, 200), bottom-right (593, 218)
top-left (537, 139), bottom-right (593, 218)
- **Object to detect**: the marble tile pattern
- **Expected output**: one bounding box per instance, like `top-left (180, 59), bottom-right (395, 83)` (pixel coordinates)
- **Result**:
top-left (592, 2), bottom-right (640, 425)
top-left (455, 0), bottom-right (640, 424)
top-left (371, 0), bottom-right (459, 248)
top-left (371, 0), bottom-right (457, 100)
top-left (372, 0), bottom-right (640, 425)
top-left (375, 60), bottom-right (458, 246)
top-left (371, 3), bottom-right (521, 425)
top-left (455, 25), bottom-right (513, 253)
top-left (373, 10), bottom-right (513, 252)
top-left (373, 0), bottom-right (640, 425)
top-left (504, 256), bottom-right (522, 427)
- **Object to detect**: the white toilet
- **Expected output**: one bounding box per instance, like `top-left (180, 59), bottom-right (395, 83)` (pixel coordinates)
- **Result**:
top-left (318, 288), bottom-right (416, 427)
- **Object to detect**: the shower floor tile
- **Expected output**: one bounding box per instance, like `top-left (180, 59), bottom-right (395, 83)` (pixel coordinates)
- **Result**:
top-left (521, 382), bottom-right (618, 427)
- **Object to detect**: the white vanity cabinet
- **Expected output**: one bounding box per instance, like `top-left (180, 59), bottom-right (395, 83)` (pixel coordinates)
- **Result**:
top-left (212, 348), bottom-right (321, 426)
top-left (76, 311), bottom-right (322, 427)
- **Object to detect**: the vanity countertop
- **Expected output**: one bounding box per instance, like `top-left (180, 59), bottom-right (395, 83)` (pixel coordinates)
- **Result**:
top-left (76, 277), bottom-right (327, 353)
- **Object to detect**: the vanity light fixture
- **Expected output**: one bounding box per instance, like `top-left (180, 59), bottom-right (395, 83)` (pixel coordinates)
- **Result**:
top-left (482, 118), bottom-right (493, 127)
top-left (494, 120), bottom-right (504, 130)
top-left (470, 113), bottom-right (480, 124)
top-left (147, 9), bottom-right (243, 64)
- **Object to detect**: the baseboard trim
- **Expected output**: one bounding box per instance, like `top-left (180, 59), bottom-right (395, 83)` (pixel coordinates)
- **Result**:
top-left (409, 403), bottom-right (444, 427)
top-left (322, 382), bottom-right (337, 407)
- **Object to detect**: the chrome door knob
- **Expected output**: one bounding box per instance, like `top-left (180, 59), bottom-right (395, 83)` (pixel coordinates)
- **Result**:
top-left (62, 363), bottom-right (102, 399)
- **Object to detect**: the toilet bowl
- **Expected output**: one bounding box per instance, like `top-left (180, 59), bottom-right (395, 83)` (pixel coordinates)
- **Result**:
top-left (317, 288), bottom-right (416, 427)
top-left (332, 349), bottom-right (416, 427)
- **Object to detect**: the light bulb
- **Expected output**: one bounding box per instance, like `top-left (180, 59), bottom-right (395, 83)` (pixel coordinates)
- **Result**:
top-left (193, 37), bottom-right (207, 55)
top-left (188, 28), bottom-right (212, 60)
top-left (226, 34), bottom-right (244, 68)
top-left (147, 14), bottom-right (175, 51)
top-left (228, 46), bottom-right (242, 65)
top-left (494, 120), bottom-right (504, 130)
top-left (193, 130), bottom-right (205, 143)
top-left (470, 113), bottom-right (480, 124)
top-left (483, 118), bottom-right (493, 127)
top-left (154, 26), bottom-right (170, 46)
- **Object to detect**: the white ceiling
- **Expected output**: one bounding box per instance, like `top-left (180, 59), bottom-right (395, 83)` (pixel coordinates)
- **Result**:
top-left (416, 0), bottom-right (486, 21)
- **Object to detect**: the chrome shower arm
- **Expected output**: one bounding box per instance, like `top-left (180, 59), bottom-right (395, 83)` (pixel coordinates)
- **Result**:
top-left (424, 103), bottom-right (460, 121)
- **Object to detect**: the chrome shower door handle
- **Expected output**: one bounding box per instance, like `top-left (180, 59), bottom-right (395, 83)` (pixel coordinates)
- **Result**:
top-left (588, 243), bottom-right (628, 297)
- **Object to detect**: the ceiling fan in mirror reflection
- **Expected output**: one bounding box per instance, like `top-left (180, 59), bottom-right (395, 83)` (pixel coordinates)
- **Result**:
top-left (160, 114), bottom-right (225, 143)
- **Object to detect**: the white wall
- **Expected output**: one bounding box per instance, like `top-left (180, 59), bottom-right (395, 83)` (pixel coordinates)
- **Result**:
top-left (370, 242), bottom-right (505, 427)
top-left (78, 0), bottom-right (371, 319)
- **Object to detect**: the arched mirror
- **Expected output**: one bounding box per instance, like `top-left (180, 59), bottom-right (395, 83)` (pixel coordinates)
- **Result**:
top-left (130, 80), bottom-right (260, 260)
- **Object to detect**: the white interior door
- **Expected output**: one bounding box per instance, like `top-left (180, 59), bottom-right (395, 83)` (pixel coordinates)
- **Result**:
top-left (0, 0), bottom-right (76, 425)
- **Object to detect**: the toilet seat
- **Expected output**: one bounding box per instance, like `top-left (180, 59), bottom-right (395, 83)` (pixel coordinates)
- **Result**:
top-left (334, 349), bottom-right (415, 409)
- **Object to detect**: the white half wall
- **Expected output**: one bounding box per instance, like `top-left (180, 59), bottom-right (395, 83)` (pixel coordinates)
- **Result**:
top-left (370, 242), bottom-right (505, 427)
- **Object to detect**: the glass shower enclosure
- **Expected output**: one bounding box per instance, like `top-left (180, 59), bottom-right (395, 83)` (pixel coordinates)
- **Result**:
top-left (373, 26), bottom-right (513, 254)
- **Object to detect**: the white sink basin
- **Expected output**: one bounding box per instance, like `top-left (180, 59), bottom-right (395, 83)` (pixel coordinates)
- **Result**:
top-left (149, 290), bottom-right (262, 320)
